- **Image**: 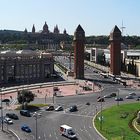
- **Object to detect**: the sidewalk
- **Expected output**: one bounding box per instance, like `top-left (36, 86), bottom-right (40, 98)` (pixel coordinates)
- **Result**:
top-left (0, 130), bottom-right (17, 140)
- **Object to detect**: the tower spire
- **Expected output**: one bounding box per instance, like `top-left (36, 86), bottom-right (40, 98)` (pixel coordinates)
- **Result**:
top-left (120, 20), bottom-right (125, 36)
top-left (32, 24), bottom-right (35, 33)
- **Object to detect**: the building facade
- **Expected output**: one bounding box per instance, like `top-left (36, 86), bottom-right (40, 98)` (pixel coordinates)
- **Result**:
top-left (0, 50), bottom-right (54, 85)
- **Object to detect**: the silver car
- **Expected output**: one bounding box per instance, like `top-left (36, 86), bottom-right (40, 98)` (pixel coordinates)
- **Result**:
top-left (125, 95), bottom-right (134, 99)
top-left (4, 117), bottom-right (13, 124)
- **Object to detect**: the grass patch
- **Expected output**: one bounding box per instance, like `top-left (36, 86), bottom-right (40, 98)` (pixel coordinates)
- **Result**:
top-left (15, 103), bottom-right (48, 111)
top-left (94, 103), bottom-right (140, 140)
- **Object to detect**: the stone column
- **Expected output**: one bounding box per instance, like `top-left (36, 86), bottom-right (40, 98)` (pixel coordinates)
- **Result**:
top-left (73, 25), bottom-right (85, 79)
top-left (109, 25), bottom-right (121, 75)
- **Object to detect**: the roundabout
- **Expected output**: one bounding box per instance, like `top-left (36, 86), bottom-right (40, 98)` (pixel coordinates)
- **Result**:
top-left (94, 102), bottom-right (140, 140)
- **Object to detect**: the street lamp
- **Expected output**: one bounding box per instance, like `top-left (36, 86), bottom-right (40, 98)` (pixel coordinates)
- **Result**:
top-left (99, 91), bottom-right (103, 130)
top-left (93, 104), bottom-right (97, 115)
top-left (45, 94), bottom-right (47, 104)
top-left (33, 112), bottom-right (41, 140)
top-left (117, 89), bottom-right (120, 106)
top-left (0, 87), bottom-right (4, 131)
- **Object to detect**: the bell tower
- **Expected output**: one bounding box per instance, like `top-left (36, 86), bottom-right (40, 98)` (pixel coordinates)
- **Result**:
top-left (109, 25), bottom-right (121, 75)
top-left (32, 24), bottom-right (35, 33)
top-left (73, 25), bottom-right (85, 79)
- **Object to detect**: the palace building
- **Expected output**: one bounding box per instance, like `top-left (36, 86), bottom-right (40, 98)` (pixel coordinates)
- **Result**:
top-left (0, 50), bottom-right (54, 85)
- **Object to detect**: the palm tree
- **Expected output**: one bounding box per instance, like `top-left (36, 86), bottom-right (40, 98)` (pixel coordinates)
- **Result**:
top-left (17, 90), bottom-right (35, 109)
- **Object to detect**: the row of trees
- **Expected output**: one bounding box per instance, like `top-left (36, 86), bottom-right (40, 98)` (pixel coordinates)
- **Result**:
top-left (1, 30), bottom-right (140, 49)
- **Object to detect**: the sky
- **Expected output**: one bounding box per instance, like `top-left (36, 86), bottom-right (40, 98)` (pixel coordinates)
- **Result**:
top-left (0, 0), bottom-right (140, 36)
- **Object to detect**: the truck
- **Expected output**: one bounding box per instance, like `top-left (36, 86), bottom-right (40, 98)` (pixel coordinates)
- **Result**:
top-left (60, 124), bottom-right (76, 139)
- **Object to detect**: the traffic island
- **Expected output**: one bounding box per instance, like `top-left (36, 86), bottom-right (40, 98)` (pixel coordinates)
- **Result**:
top-left (132, 111), bottom-right (140, 135)
top-left (93, 103), bottom-right (140, 140)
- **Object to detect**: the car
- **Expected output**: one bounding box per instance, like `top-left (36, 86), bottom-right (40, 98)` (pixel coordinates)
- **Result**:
top-left (136, 97), bottom-right (140, 101)
top-left (21, 124), bottom-right (31, 133)
top-left (20, 110), bottom-right (31, 117)
top-left (86, 102), bottom-right (90, 105)
top-left (46, 105), bottom-right (54, 111)
top-left (2, 99), bottom-right (10, 102)
top-left (104, 94), bottom-right (112, 98)
top-left (115, 97), bottom-right (123, 101)
top-left (55, 106), bottom-right (63, 111)
top-left (129, 92), bottom-right (136, 96)
top-left (93, 70), bottom-right (99, 73)
top-left (6, 113), bottom-right (19, 120)
top-left (110, 92), bottom-right (117, 97)
top-left (125, 95), bottom-right (134, 99)
top-left (4, 117), bottom-right (13, 124)
top-left (97, 97), bottom-right (105, 102)
top-left (69, 105), bottom-right (78, 112)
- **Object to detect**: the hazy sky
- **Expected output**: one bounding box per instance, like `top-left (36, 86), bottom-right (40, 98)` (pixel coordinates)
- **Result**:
top-left (0, 0), bottom-right (139, 36)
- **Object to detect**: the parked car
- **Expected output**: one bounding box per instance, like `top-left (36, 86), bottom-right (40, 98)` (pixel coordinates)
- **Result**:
top-left (55, 106), bottom-right (63, 111)
top-left (125, 95), bottom-right (134, 99)
top-left (20, 110), bottom-right (31, 117)
top-left (69, 105), bottom-right (78, 112)
top-left (4, 117), bottom-right (13, 124)
top-left (115, 97), bottom-right (123, 101)
top-left (21, 124), bottom-right (31, 133)
top-left (6, 113), bottom-right (19, 120)
top-left (46, 105), bottom-right (54, 111)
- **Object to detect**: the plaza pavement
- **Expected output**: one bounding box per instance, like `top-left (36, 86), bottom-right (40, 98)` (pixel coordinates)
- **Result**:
top-left (0, 130), bottom-right (18, 140)
top-left (4, 80), bottom-right (101, 110)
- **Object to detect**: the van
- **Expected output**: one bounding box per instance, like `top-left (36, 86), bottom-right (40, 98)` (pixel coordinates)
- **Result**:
top-left (60, 124), bottom-right (76, 139)
top-left (20, 110), bottom-right (31, 117)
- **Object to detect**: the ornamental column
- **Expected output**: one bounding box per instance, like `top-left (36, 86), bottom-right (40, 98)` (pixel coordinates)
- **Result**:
top-left (73, 25), bottom-right (85, 79)
top-left (109, 25), bottom-right (122, 75)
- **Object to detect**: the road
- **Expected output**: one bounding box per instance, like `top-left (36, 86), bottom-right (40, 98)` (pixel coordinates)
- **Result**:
top-left (2, 57), bottom-right (140, 140)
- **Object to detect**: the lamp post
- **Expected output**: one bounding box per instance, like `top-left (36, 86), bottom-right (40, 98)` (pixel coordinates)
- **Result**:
top-left (33, 112), bottom-right (41, 140)
top-left (0, 87), bottom-right (4, 131)
top-left (94, 104), bottom-right (97, 115)
top-left (45, 94), bottom-right (47, 104)
top-left (117, 89), bottom-right (120, 106)
top-left (100, 91), bottom-right (103, 130)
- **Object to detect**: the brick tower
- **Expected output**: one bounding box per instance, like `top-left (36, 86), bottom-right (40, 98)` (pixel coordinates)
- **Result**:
top-left (109, 25), bottom-right (121, 75)
top-left (73, 25), bottom-right (85, 79)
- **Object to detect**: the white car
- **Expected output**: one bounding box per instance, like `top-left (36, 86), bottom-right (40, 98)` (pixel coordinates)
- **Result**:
top-left (104, 94), bottom-right (112, 98)
top-left (55, 106), bottom-right (63, 111)
top-left (4, 117), bottom-right (13, 124)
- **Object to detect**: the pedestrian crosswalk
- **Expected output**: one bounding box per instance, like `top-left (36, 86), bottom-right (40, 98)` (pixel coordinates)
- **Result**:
top-left (10, 98), bottom-right (18, 105)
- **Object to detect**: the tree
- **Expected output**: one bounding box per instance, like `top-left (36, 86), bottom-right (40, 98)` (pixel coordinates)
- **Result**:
top-left (17, 90), bottom-right (35, 109)
top-left (97, 52), bottom-right (106, 65)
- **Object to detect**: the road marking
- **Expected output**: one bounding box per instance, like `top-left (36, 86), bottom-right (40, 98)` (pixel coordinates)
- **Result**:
top-left (54, 111), bottom-right (93, 118)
